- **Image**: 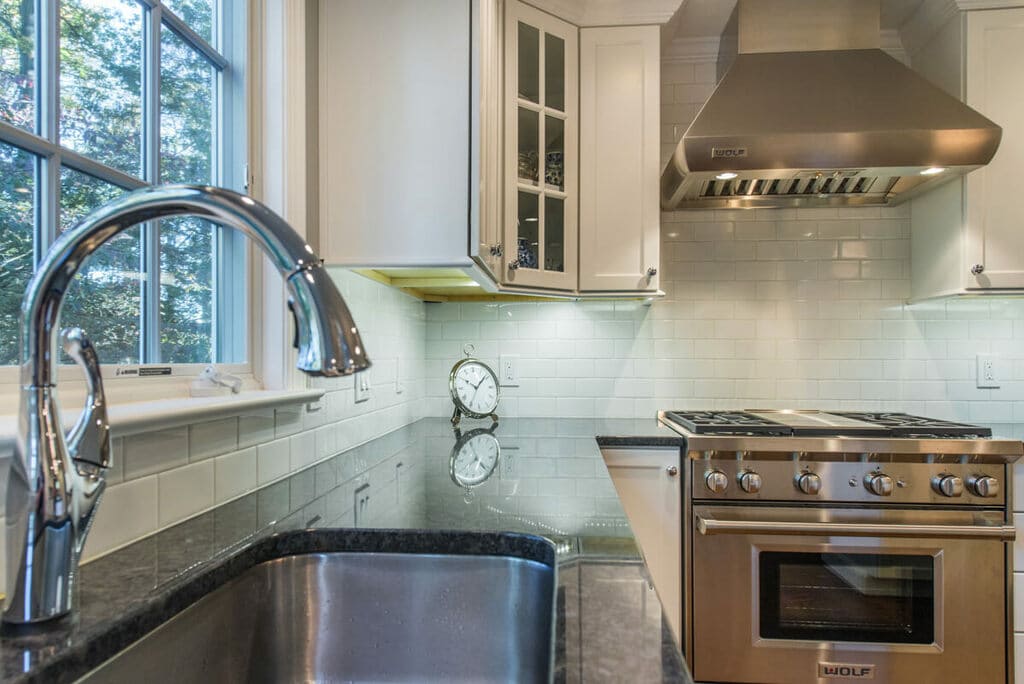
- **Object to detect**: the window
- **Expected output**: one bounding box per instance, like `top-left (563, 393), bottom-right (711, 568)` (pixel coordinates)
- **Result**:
top-left (0, 0), bottom-right (246, 368)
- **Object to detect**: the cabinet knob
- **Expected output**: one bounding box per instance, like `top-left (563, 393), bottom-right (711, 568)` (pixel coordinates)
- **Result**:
top-left (489, 243), bottom-right (503, 257)
top-left (666, 465), bottom-right (678, 477)
top-left (507, 260), bottom-right (520, 271)
top-left (646, 266), bottom-right (658, 278)
top-left (971, 264), bottom-right (985, 275)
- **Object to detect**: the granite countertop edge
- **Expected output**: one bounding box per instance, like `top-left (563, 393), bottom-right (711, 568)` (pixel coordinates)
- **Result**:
top-left (1, 417), bottom-right (691, 683)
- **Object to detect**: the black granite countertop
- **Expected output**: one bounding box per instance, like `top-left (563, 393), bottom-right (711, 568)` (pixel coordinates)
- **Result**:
top-left (592, 417), bottom-right (686, 448)
top-left (0, 418), bottom-right (690, 683)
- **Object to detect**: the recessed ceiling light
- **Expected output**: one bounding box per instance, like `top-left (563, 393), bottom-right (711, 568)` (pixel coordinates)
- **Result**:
top-left (716, 172), bottom-right (738, 180)
top-left (920, 167), bottom-right (946, 176)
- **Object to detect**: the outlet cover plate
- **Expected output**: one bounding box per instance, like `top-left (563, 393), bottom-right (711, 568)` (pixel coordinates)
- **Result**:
top-left (976, 353), bottom-right (999, 389)
top-left (499, 354), bottom-right (519, 387)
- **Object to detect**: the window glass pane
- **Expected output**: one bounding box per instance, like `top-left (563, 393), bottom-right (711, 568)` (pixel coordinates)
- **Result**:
top-left (517, 22), bottom-right (538, 103)
top-left (160, 26), bottom-right (213, 184)
top-left (159, 217), bottom-right (213, 363)
top-left (544, 33), bottom-right (564, 111)
top-left (162, 0), bottom-right (213, 43)
top-left (0, 142), bottom-right (36, 365)
top-left (544, 115), bottom-right (563, 191)
top-left (544, 196), bottom-right (563, 272)
top-left (60, 0), bottom-right (143, 177)
top-left (516, 191), bottom-right (538, 271)
top-left (160, 27), bottom-right (215, 363)
top-left (517, 107), bottom-right (539, 185)
top-left (0, 0), bottom-right (35, 131)
top-left (59, 167), bottom-right (141, 364)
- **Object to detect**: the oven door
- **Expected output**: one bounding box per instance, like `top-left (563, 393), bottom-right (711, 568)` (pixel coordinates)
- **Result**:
top-left (691, 505), bottom-right (1014, 684)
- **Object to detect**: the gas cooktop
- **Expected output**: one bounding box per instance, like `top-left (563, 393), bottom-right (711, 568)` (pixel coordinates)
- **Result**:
top-left (661, 410), bottom-right (992, 439)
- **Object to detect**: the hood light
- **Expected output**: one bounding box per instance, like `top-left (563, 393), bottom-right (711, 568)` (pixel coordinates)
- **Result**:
top-left (921, 167), bottom-right (946, 176)
top-left (716, 172), bottom-right (738, 180)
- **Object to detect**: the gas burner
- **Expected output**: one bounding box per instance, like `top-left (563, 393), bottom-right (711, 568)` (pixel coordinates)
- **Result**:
top-left (832, 412), bottom-right (993, 438)
top-left (662, 411), bottom-right (790, 436)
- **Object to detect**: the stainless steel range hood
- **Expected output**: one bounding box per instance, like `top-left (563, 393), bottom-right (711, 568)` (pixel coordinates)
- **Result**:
top-left (660, 0), bottom-right (1002, 210)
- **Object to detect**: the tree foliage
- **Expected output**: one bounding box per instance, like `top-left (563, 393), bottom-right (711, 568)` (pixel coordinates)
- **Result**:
top-left (0, 0), bottom-right (221, 366)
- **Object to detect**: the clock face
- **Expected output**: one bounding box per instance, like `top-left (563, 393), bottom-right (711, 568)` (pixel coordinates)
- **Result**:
top-left (450, 360), bottom-right (499, 416)
top-left (451, 432), bottom-right (500, 487)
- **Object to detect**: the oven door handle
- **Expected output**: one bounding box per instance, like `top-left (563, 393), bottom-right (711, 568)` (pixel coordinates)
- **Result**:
top-left (696, 514), bottom-right (1016, 541)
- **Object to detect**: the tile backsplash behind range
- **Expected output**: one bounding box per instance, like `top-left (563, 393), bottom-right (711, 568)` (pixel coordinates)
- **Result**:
top-left (426, 55), bottom-right (1024, 440)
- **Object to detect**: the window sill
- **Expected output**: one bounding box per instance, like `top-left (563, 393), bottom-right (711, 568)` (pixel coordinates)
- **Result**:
top-left (0, 388), bottom-right (325, 454)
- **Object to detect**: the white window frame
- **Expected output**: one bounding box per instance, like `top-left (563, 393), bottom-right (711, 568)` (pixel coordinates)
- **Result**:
top-left (0, 0), bottom-right (257, 398)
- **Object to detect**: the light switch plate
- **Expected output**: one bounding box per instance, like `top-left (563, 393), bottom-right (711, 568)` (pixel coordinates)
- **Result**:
top-left (354, 371), bottom-right (371, 403)
top-left (499, 354), bottom-right (519, 387)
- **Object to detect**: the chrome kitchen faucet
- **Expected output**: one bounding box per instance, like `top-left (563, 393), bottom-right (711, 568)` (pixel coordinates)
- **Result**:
top-left (5, 185), bottom-right (370, 625)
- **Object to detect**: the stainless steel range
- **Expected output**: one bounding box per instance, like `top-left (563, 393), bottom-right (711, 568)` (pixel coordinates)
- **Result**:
top-left (658, 409), bottom-right (1022, 684)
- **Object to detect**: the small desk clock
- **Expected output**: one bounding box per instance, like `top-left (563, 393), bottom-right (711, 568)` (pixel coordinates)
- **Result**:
top-left (449, 352), bottom-right (499, 426)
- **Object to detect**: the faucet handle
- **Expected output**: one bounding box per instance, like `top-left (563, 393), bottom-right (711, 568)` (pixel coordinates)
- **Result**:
top-left (61, 328), bottom-right (111, 470)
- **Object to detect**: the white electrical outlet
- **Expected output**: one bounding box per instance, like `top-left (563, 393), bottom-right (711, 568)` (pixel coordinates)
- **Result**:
top-left (976, 353), bottom-right (999, 389)
top-left (499, 354), bottom-right (519, 387)
top-left (354, 371), bottom-right (372, 403)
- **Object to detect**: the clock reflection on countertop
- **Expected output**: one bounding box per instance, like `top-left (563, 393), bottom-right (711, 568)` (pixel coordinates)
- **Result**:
top-left (449, 424), bottom-right (501, 489)
top-left (448, 348), bottom-right (499, 426)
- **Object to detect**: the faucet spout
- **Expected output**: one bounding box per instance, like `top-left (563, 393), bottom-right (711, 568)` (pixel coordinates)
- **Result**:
top-left (5, 185), bottom-right (370, 625)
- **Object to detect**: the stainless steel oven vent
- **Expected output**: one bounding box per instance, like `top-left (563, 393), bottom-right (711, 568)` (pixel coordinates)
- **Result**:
top-left (660, 0), bottom-right (1002, 210)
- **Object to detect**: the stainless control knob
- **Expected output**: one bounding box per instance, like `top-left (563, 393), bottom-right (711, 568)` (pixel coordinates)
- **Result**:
top-left (738, 471), bottom-right (762, 494)
top-left (970, 475), bottom-right (1000, 498)
top-left (864, 473), bottom-right (895, 497)
top-left (795, 472), bottom-right (821, 495)
top-left (705, 470), bottom-right (728, 494)
top-left (933, 474), bottom-right (964, 498)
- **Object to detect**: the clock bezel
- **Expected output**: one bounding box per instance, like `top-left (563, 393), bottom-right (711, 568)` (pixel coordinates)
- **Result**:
top-left (448, 357), bottom-right (500, 425)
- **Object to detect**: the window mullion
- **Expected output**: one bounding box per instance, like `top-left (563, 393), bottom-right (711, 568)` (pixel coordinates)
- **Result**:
top-left (35, 0), bottom-right (59, 258)
top-left (141, 3), bottom-right (162, 364)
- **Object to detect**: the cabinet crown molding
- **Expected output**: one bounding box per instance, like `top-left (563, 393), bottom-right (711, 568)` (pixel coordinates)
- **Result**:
top-left (526, 0), bottom-right (681, 26)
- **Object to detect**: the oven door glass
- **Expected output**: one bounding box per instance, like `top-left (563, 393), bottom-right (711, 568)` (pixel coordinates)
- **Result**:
top-left (759, 552), bottom-right (934, 644)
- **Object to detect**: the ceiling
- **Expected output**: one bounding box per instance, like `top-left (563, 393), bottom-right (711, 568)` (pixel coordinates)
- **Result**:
top-left (664, 0), bottom-right (926, 42)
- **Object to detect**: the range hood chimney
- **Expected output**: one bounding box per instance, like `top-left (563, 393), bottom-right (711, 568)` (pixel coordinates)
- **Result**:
top-left (660, 0), bottom-right (1002, 210)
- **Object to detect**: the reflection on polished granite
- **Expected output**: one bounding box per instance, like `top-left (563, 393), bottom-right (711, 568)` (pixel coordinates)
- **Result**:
top-left (0, 418), bottom-right (690, 683)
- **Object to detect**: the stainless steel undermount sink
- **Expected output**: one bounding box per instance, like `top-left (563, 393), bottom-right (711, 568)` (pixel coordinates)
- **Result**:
top-left (81, 550), bottom-right (555, 683)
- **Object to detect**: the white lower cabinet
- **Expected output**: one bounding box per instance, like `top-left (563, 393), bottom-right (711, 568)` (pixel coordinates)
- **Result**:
top-left (601, 447), bottom-right (682, 646)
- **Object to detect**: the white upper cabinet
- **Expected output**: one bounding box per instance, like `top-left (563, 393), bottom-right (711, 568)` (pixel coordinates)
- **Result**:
top-left (578, 25), bottom-right (660, 292)
top-left (910, 7), bottom-right (1024, 299)
top-left (318, 0), bottom-right (476, 269)
top-left (316, 0), bottom-right (663, 300)
top-left (502, 1), bottom-right (579, 291)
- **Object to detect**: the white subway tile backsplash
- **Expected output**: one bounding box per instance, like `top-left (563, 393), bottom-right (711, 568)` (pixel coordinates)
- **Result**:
top-left (123, 428), bottom-right (189, 480)
top-left (83, 476), bottom-right (158, 561)
top-left (188, 417), bottom-right (239, 462)
top-left (158, 460), bottom-right (215, 527)
top-left (214, 447), bottom-right (258, 503)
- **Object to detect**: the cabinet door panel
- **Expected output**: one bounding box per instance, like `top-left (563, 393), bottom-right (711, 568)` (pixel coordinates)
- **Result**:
top-left (965, 9), bottom-right (1024, 289)
top-left (502, 1), bottom-right (578, 290)
top-left (602, 447), bottom-right (682, 646)
top-left (319, 0), bottom-right (469, 267)
top-left (579, 26), bottom-right (660, 292)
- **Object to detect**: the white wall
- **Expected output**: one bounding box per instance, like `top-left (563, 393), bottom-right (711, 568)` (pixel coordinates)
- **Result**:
top-left (425, 52), bottom-right (1024, 676)
top-left (426, 55), bottom-right (1024, 442)
top-left (0, 269), bottom-right (428, 589)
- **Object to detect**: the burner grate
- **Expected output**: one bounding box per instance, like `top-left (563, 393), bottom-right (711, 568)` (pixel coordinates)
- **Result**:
top-left (832, 412), bottom-right (992, 438)
top-left (663, 411), bottom-right (792, 436)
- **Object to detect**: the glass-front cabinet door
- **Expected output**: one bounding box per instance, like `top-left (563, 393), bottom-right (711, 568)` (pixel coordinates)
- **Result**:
top-left (503, 1), bottom-right (578, 290)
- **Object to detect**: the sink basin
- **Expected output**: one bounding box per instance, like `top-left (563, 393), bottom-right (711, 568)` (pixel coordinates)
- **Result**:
top-left (81, 545), bottom-right (555, 683)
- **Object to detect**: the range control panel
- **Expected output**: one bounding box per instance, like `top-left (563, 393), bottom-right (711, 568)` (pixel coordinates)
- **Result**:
top-left (691, 459), bottom-right (1007, 506)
